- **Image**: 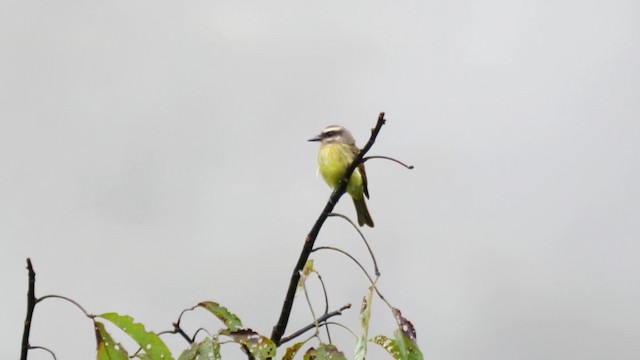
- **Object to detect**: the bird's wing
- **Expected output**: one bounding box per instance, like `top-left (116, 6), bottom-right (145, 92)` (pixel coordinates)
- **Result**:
top-left (353, 146), bottom-right (370, 199)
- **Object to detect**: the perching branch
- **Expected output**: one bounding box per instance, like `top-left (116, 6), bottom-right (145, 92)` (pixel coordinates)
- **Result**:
top-left (21, 258), bottom-right (36, 360)
top-left (270, 112), bottom-right (387, 345)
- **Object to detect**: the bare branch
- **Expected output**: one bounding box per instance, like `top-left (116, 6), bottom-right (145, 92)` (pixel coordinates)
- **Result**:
top-left (20, 258), bottom-right (36, 360)
top-left (270, 112), bottom-right (387, 345)
top-left (279, 304), bottom-right (352, 345)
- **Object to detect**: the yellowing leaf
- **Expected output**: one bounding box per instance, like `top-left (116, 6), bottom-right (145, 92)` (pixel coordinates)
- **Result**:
top-left (282, 341), bottom-right (305, 360)
top-left (303, 347), bottom-right (317, 360)
top-left (198, 301), bottom-right (243, 331)
top-left (373, 335), bottom-right (400, 359)
top-left (298, 259), bottom-right (315, 288)
top-left (220, 329), bottom-right (276, 360)
top-left (355, 286), bottom-right (374, 360)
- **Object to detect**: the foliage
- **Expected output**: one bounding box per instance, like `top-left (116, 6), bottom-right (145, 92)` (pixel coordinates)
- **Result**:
top-left (20, 114), bottom-right (422, 360)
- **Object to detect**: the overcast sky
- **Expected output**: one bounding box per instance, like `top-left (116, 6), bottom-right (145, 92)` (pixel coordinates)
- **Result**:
top-left (2, 1), bottom-right (639, 359)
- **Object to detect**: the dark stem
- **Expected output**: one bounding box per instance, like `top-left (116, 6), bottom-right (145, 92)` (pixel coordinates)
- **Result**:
top-left (242, 345), bottom-right (256, 360)
top-left (279, 303), bottom-right (352, 345)
top-left (191, 328), bottom-right (212, 341)
top-left (21, 258), bottom-right (36, 360)
top-left (363, 155), bottom-right (414, 169)
top-left (28, 346), bottom-right (57, 360)
top-left (270, 112), bottom-right (386, 345)
top-left (172, 322), bottom-right (193, 344)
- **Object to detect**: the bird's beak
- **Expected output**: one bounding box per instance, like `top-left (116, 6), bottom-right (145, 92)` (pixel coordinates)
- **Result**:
top-left (308, 134), bottom-right (322, 142)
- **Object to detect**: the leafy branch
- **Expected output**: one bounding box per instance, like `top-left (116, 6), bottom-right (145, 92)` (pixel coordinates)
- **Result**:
top-left (19, 112), bottom-right (423, 360)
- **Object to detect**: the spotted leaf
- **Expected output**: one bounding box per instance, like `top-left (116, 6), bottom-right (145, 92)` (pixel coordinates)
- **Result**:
top-left (95, 321), bottom-right (128, 360)
top-left (99, 313), bottom-right (173, 360)
top-left (220, 329), bottom-right (276, 360)
top-left (198, 301), bottom-right (243, 331)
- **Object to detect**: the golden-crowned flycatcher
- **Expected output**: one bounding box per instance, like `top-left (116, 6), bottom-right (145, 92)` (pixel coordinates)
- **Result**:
top-left (309, 125), bottom-right (374, 227)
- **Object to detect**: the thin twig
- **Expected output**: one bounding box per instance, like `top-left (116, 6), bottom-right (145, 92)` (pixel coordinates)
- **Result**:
top-left (312, 246), bottom-right (393, 308)
top-left (314, 273), bottom-right (329, 316)
top-left (327, 212), bottom-right (380, 276)
top-left (312, 272), bottom-right (332, 343)
top-left (37, 295), bottom-right (91, 317)
top-left (20, 258), bottom-right (36, 360)
top-left (363, 155), bottom-right (414, 169)
top-left (321, 321), bottom-right (359, 340)
top-left (28, 346), bottom-right (57, 360)
top-left (176, 306), bottom-right (197, 326)
top-left (170, 306), bottom-right (198, 343)
top-left (270, 112), bottom-right (387, 345)
top-left (191, 328), bottom-right (212, 341)
top-left (312, 246), bottom-right (376, 287)
top-left (299, 271), bottom-right (320, 339)
top-left (279, 304), bottom-right (352, 345)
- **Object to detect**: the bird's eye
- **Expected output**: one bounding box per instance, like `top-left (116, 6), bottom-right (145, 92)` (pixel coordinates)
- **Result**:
top-left (325, 131), bottom-right (334, 136)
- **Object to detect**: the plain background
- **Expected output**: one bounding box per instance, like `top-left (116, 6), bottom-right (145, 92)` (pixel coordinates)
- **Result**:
top-left (2, 1), bottom-right (639, 359)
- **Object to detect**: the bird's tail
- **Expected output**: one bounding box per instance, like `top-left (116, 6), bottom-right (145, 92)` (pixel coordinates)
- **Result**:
top-left (353, 197), bottom-right (374, 227)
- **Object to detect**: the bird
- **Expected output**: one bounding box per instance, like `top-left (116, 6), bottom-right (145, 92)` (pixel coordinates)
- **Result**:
top-left (308, 125), bottom-right (374, 227)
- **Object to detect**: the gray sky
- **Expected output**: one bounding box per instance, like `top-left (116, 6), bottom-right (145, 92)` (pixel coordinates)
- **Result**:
top-left (2, 1), bottom-right (639, 359)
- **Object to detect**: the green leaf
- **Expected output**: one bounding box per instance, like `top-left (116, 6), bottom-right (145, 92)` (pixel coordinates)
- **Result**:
top-left (282, 341), bottom-right (305, 360)
top-left (198, 301), bottom-right (243, 331)
top-left (220, 329), bottom-right (276, 360)
top-left (179, 337), bottom-right (221, 360)
top-left (394, 329), bottom-right (423, 360)
top-left (197, 337), bottom-right (221, 360)
top-left (178, 343), bottom-right (198, 360)
top-left (99, 313), bottom-right (174, 360)
top-left (353, 337), bottom-right (367, 360)
top-left (373, 335), bottom-right (400, 359)
top-left (95, 321), bottom-right (128, 360)
top-left (316, 343), bottom-right (347, 360)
